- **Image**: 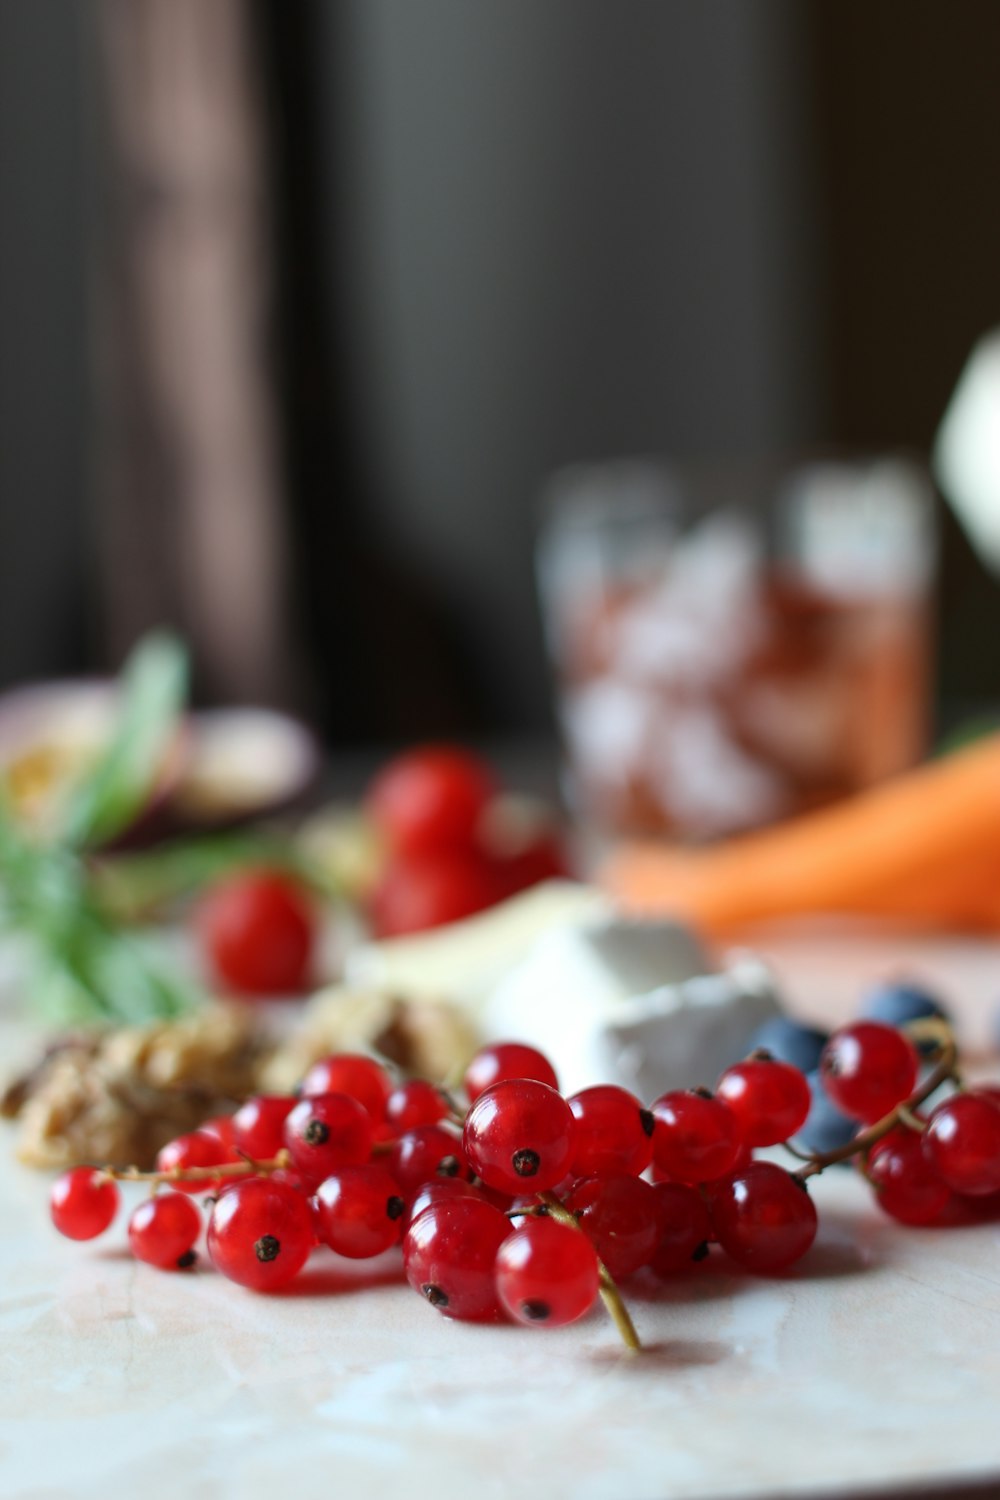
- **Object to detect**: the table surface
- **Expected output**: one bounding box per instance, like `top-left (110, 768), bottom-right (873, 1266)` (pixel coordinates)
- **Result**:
top-left (4, 927), bottom-right (1000, 1500)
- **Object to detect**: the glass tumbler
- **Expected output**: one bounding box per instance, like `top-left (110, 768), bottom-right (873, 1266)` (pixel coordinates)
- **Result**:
top-left (537, 456), bottom-right (936, 842)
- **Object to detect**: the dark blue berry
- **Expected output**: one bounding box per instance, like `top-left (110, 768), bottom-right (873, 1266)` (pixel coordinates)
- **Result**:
top-left (794, 1070), bottom-right (856, 1158)
top-left (747, 1017), bottom-right (829, 1075)
top-left (860, 982), bottom-right (949, 1055)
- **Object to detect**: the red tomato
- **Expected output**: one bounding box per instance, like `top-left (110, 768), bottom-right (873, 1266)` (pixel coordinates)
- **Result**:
top-left (198, 871), bottom-right (315, 996)
top-left (370, 848), bottom-right (502, 938)
top-left (366, 745), bottom-right (496, 856)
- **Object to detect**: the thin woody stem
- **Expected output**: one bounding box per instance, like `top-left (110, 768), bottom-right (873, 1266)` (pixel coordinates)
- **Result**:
top-left (101, 1149), bottom-right (291, 1186)
top-left (793, 1021), bottom-right (959, 1181)
top-left (539, 1192), bottom-right (642, 1353)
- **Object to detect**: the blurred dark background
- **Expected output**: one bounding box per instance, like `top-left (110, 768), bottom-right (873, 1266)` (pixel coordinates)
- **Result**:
top-left (1, 0), bottom-right (999, 744)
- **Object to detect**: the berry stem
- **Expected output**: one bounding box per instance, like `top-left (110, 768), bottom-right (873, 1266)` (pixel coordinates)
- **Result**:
top-left (793, 1021), bottom-right (958, 1181)
top-left (539, 1192), bottom-right (642, 1353)
top-left (98, 1149), bottom-right (292, 1187)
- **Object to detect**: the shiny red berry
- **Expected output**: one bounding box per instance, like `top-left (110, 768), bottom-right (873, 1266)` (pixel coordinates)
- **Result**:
top-left (567, 1085), bottom-right (654, 1177)
top-left (867, 1130), bottom-right (952, 1225)
top-left (198, 871), bottom-right (315, 996)
top-left (385, 1079), bottom-right (449, 1134)
top-left (463, 1079), bottom-right (576, 1194)
top-left (650, 1090), bottom-right (742, 1184)
top-left (156, 1130), bottom-right (230, 1194)
top-left (716, 1057), bottom-right (811, 1147)
top-left (232, 1096), bottom-right (297, 1160)
top-left (300, 1054), bottom-right (392, 1121)
top-left (495, 1218), bottom-right (601, 1328)
top-left (129, 1192), bottom-right (202, 1269)
top-left (313, 1166), bottom-right (407, 1258)
top-left (648, 1182), bottom-right (713, 1275)
top-left (403, 1197), bottom-right (510, 1321)
top-left (283, 1092), bottom-right (373, 1187)
top-left (389, 1125), bottom-right (471, 1198)
top-left (922, 1092), bottom-right (1000, 1196)
top-left (463, 1042), bottom-right (559, 1103)
top-left (367, 745), bottom-right (496, 857)
top-left (50, 1167), bottom-right (120, 1241)
top-left (710, 1162), bottom-right (817, 1273)
top-left (207, 1176), bottom-right (314, 1291)
top-left (820, 1023), bottom-right (918, 1123)
top-left (566, 1174), bottom-right (665, 1279)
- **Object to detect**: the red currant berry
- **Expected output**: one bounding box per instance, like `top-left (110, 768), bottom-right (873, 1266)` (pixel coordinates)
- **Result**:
top-left (199, 1116), bottom-right (241, 1159)
top-left (313, 1166), bottom-right (407, 1258)
top-left (128, 1192), bottom-right (202, 1269)
top-left (207, 1176), bottom-right (314, 1291)
top-left (404, 1177), bottom-right (480, 1231)
top-left (650, 1090), bottom-right (742, 1184)
top-left (385, 1079), bottom-right (449, 1134)
top-left (463, 1079), bottom-right (576, 1194)
top-left (367, 745), bottom-right (496, 857)
top-left (648, 1182), bottom-right (713, 1275)
top-left (710, 1162), bottom-right (817, 1273)
top-left (566, 1174), bottom-right (665, 1279)
top-left (197, 870), bottom-right (314, 996)
top-left (156, 1130), bottom-right (230, 1194)
top-left (403, 1197), bottom-right (510, 1321)
top-left (370, 848), bottom-right (502, 937)
top-left (389, 1125), bottom-right (472, 1198)
top-left (463, 1042), bottom-right (559, 1104)
top-left (50, 1167), bottom-right (120, 1241)
top-left (300, 1054), bottom-right (392, 1121)
top-left (867, 1131), bottom-right (952, 1225)
top-left (716, 1057), bottom-right (811, 1147)
top-left (922, 1092), bottom-right (1000, 1196)
top-left (232, 1096), bottom-right (297, 1160)
top-left (820, 1023), bottom-right (918, 1123)
top-left (566, 1085), bottom-right (654, 1177)
top-left (283, 1092), bottom-right (373, 1187)
top-left (495, 1218), bottom-right (600, 1328)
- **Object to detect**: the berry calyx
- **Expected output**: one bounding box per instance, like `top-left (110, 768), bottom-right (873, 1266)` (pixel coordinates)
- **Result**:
top-left (389, 1125), bottom-right (472, 1198)
top-left (648, 1182), bottom-right (713, 1275)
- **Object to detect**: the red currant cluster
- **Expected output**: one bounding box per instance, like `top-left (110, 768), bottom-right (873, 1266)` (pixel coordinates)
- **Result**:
top-left (48, 1014), bottom-right (990, 1349)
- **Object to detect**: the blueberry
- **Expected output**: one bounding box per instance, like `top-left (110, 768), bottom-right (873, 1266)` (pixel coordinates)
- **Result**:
top-left (747, 1017), bottom-right (829, 1075)
top-left (860, 981), bottom-right (949, 1029)
top-left (794, 1070), bottom-right (856, 1158)
top-left (860, 982), bottom-right (949, 1056)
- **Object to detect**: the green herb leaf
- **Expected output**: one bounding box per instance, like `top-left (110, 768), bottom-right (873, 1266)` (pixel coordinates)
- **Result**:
top-left (64, 633), bottom-right (188, 848)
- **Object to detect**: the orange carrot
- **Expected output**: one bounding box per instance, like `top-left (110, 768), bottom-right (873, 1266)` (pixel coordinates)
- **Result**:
top-left (601, 735), bottom-right (1000, 935)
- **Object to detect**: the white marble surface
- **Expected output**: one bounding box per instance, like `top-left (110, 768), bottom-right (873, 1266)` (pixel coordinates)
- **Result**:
top-left (4, 932), bottom-right (1000, 1500)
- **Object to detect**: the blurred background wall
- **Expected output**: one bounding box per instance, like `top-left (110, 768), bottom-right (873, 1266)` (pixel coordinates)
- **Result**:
top-left (1, 0), bottom-right (999, 741)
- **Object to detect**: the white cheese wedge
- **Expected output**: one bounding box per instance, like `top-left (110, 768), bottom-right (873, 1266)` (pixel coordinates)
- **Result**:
top-left (345, 880), bottom-right (610, 1013)
top-left (482, 918), bottom-right (782, 1099)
